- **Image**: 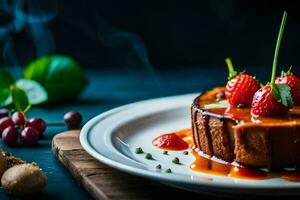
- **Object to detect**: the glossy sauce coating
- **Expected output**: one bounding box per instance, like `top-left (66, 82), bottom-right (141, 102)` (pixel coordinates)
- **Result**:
top-left (191, 150), bottom-right (270, 180)
top-left (199, 98), bottom-right (300, 127)
top-left (154, 128), bottom-right (300, 181)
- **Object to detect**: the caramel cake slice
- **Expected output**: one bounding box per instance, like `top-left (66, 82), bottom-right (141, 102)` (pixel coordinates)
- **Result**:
top-left (191, 87), bottom-right (300, 169)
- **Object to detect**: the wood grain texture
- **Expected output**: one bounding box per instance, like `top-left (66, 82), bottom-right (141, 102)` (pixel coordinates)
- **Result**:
top-left (52, 131), bottom-right (205, 200)
top-left (52, 131), bottom-right (272, 200)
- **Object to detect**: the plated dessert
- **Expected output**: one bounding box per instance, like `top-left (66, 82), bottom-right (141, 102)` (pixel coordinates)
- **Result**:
top-left (79, 11), bottom-right (300, 196)
top-left (192, 11), bottom-right (298, 169)
top-left (152, 11), bottom-right (300, 181)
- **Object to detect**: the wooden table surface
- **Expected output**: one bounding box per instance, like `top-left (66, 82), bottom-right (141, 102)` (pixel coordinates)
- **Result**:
top-left (0, 67), bottom-right (278, 200)
top-left (52, 130), bottom-right (230, 200)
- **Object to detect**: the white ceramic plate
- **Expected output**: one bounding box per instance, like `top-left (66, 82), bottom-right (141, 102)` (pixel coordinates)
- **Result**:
top-left (80, 94), bottom-right (300, 196)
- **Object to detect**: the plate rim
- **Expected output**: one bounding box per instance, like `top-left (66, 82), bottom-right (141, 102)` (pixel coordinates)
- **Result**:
top-left (80, 93), bottom-right (300, 191)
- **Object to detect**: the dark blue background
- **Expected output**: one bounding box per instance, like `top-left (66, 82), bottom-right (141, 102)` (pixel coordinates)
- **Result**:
top-left (1, 0), bottom-right (300, 71)
top-left (53, 0), bottom-right (300, 68)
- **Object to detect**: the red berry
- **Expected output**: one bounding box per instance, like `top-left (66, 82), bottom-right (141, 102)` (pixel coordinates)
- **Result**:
top-left (64, 112), bottom-right (82, 129)
top-left (251, 12), bottom-right (290, 117)
top-left (0, 109), bottom-right (9, 119)
top-left (251, 85), bottom-right (288, 117)
top-left (20, 127), bottom-right (39, 145)
top-left (0, 117), bottom-right (14, 137)
top-left (2, 126), bottom-right (18, 146)
top-left (225, 74), bottom-right (261, 107)
top-left (26, 118), bottom-right (46, 138)
top-left (276, 75), bottom-right (300, 105)
top-left (11, 112), bottom-right (26, 126)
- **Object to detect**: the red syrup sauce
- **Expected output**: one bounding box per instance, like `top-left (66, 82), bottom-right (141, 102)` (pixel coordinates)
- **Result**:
top-left (152, 129), bottom-right (190, 150)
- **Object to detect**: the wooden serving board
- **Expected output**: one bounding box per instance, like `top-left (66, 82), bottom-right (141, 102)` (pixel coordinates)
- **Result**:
top-left (52, 131), bottom-right (207, 200)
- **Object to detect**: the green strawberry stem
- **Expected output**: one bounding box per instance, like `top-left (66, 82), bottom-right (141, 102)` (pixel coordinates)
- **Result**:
top-left (225, 58), bottom-right (237, 80)
top-left (225, 58), bottom-right (234, 74)
top-left (270, 11), bottom-right (288, 86)
top-left (269, 11), bottom-right (293, 109)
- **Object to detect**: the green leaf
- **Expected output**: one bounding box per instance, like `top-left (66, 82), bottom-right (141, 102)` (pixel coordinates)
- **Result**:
top-left (16, 79), bottom-right (48, 105)
top-left (0, 96), bottom-right (12, 107)
top-left (11, 85), bottom-right (31, 113)
top-left (0, 68), bottom-right (15, 103)
top-left (272, 84), bottom-right (293, 108)
top-left (23, 55), bottom-right (87, 104)
top-left (0, 87), bottom-right (11, 105)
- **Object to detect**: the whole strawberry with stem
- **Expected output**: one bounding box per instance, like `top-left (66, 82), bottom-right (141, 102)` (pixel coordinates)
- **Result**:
top-left (225, 58), bottom-right (260, 108)
top-left (251, 11), bottom-right (293, 117)
top-left (275, 66), bottom-right (300, 105)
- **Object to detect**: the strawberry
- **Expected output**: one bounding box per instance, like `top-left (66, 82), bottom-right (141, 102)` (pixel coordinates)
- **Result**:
top-left (275, 67), bottom-right (300, 105)
top-left (251, 85), bottom-right (289, 116)
top-left (225, 58), bottom-right (260, 107)
top-left (251, 11), bottom-right (293, 117)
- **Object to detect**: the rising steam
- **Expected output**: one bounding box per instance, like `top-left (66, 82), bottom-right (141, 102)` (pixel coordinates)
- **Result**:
top-left (0, 0), bottom-right (57, 71)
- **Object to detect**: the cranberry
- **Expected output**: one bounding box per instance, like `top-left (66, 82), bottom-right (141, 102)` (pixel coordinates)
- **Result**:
top-left (0, 117), bottom-right (14, 136)
top-left (64, 112), bottom-right (82, 129)
top-left (2, 126), bottom-right (18, 146)
top-left (12, 112), bottom-right (26, 126)
top-left (20, 127), bottom-right (39, 145)
top-left (26, 118), bottom-right (46, 138)
top-left (0, 109), bottom-right (9, 119)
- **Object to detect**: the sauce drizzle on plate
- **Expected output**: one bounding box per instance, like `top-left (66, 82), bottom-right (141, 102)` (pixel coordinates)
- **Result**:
top-left (153, 128), bottom-right (300, 181)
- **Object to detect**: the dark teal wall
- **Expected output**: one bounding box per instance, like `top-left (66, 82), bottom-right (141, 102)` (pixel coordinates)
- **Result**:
top-left (0, 0), bottom-right (300, 70)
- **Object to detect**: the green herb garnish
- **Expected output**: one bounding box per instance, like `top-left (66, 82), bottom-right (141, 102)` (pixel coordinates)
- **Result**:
top-left (183, 151), bottom-right (188, 155)
top-left (165, 168), bottom-right (172, 173)
top-left (156, 164), bottom-right (162, 169)
top-left (172, 157), bottom-right (180, 164)
top-left (135, 147), bottom-right (144, 154)
top-left (163, 150), bottom-right (168, 155)
top-left (145, 153), bottom-right (153, 160)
